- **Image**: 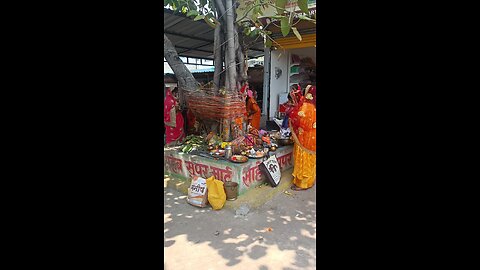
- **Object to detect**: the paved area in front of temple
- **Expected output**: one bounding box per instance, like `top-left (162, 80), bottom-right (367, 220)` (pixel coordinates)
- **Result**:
top-left (164, 174), bottom-right (316, 270)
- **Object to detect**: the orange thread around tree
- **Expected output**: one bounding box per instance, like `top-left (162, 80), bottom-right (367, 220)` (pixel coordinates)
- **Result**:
top-left (185, 87), bottom-right (246, 121)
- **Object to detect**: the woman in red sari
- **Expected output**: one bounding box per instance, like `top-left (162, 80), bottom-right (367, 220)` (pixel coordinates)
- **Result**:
top-left (164, 87), bottom-right (185, 146)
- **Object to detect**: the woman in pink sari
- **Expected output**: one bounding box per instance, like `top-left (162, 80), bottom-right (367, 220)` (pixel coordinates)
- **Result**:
top-left (164, 87), bottom-right (185, 146)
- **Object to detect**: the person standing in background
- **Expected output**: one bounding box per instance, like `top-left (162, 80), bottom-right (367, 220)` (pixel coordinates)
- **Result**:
top-left (281, 88), bottom-right (296, 130)
top-left (246, 89), bottom-right (261, 130)
top-left (164, 87), bottom-right (185, 146)
top-left (172, 87), bottom-right (189, 137)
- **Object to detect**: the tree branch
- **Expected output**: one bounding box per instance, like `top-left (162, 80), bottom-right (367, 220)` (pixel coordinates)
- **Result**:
top-left (214, 0), bottom-right (226, 18)
top-left (164, 34), bottom-right (200, 94)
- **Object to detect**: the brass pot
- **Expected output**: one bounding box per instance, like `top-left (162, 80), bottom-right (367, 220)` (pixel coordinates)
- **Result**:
top-left (277, 138), bottom-right (294, 146)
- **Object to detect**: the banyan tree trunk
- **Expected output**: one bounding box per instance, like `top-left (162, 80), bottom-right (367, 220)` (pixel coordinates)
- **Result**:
top-left (213, 23), bottom-right (222, 93)
top-left (224, 0), bottom-right (237, 93)
top-left (163, 34), bottom-right (199, 93)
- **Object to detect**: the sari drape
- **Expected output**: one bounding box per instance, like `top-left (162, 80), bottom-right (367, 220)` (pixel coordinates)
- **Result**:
top-left (246, 97), bottom-right (261, 130)
top-left (289, 86), bottom-right (316, 189)
top-left (164, 88), bottom-right (185, 145)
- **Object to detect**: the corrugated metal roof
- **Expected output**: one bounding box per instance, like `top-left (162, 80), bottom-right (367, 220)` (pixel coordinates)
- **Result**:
top-left (164, 8), bottom-right (264, 60)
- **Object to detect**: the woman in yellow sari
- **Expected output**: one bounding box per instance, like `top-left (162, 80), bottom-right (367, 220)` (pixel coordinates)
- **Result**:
top-left (289, 85), bottom-right (316, 190)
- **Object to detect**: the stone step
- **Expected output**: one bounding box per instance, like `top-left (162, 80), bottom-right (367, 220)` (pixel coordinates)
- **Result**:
top-left (164, 167), bottom-right (294, 212)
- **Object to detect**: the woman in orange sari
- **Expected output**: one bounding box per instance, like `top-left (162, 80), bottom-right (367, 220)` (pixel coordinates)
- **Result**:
top-left (246, 89), bottom-right (261, 130)
top-left (289, 85), bottom-right (316, 190)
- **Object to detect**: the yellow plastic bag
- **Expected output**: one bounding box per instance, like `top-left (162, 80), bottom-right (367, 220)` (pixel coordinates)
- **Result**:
top-left (206, 176), bottom-right (226, 210)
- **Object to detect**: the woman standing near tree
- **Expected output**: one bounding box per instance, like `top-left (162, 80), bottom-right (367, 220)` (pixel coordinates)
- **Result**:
top-left (289, 85), bottom-right (317, 190)
top-left (281, 84), bottom-right (303, 129)
top-left (246, 89), bottom-right (261, 130)
top-left (164, 87), bottom-right (185, 146)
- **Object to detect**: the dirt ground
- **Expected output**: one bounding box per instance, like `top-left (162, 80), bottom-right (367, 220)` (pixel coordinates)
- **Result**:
top-left (164, 182), bottom-right (316, 270)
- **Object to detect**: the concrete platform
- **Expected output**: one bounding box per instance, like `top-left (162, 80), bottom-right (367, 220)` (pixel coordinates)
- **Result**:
top-left (164, 167), bottom-right (294, 211)
top-left (164, 145), bottom-right (294, 196)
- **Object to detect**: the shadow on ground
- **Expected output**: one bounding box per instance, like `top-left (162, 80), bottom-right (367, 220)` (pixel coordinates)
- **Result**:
top-left (164, 176), bottom-right (316, 270)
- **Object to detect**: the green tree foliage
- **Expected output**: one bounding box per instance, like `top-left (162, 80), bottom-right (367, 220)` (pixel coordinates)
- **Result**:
top-left (164, 0), bottom-right (316, 45)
